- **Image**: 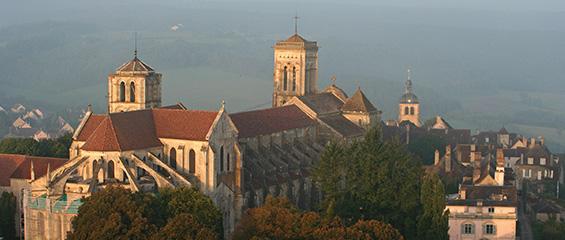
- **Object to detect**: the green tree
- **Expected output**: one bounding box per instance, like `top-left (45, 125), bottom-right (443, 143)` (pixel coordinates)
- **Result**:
top-left (68, 186), bottom-right (222, 240)
top-left (0, 192), bottom-right (17, 240)
top-left (67, 187), bottom-right (160, 240)
top-left (159, 187), bottom-right (223, 235)
top-left (417, 173), bottom-right (449, 240)
top-left (314, 127), bottom-right (423, 239)
top-left (150, 214), bottom-right (217, 240)
top-left (406, 134), bottom-right (446, 165)
top-left (0, 134), bottom-right (72, 158)
top-left (233, 196), bottom-right (404, 240)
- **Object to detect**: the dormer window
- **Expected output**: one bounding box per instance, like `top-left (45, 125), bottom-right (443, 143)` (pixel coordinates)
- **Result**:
top-left (540, 158), bottom-right (546, 165)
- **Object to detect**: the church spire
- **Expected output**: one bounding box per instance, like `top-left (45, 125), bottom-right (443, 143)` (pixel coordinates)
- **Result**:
top-left (405, 68), bottom-right (413, 94)
top-left (293, 15), bottom-right (300, 35)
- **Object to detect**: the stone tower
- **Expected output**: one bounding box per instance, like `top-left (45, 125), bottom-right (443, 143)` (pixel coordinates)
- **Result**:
top-left (108, 52), bottom-right (162, 113)
top-left (398, 69), bottom-right (421, 127)
top-left (272, 26), bottom-right (319, 107)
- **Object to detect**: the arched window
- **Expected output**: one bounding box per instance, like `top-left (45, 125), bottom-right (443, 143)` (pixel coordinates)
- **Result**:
top-left (169, 148), bottom-right (177, 170)
top-left (220, 146), bottom-right (224, 172)
top-left (410, 107), bottom-right (415, 115)
top-left (227, 153), bottom-right (230, 171)
top-left (119, 82), bottom-right (126, 102)
top-left (292, 66), bottom-right (296, 91)
top-left (283, 66), bottom-right (288, 91)
top-left (189, 149), bottom-right (196, 174)
top-left (130, 82), bottom-right (136, 102)
top-left (107, 161), bottom-right (115, 179)
top-left (404, 106), bottom-right (409, 115)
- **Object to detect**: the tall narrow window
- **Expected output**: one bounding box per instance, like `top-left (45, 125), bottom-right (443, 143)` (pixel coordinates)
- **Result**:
top-left (283, 66), bottom-right (288, 91)
top-left (107, 161), bottom-right (115, 179)
top-left (189, 149), bottom-right (196, 174)
top-left (92, 160), bottom-right (98, 178)
top-left (170, 148), bottom-right (177, 170)
top-left (292, 66), bottom-right (296, 91)
top-left (227, 153), bottom-right (230, 171)
top-left (119, 82), bottom-right (126, 102)
top-left (220, 146), bottom-right (224, 172)
top-left (130, 82), bottom-right (136, 102)
top-left (410, 107), bottom-right (415, 115)
top-left (404, 106), bottom-right (409, 115)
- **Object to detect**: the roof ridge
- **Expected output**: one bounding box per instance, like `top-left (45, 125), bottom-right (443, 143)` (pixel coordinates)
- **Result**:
top-left (341, 88), bottom-right (377, 112)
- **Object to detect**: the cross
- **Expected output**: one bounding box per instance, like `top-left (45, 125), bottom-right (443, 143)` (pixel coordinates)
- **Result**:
top-left (134, 32), bottom-right (138, 58)
top-left (331, 75), bottom-right (337, 85)
top-left (406, 67), bottom-right (412, 81)
top-left (293, 15), bottom-right (300, 34)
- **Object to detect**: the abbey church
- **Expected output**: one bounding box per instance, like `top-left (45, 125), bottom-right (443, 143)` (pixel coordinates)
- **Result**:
top-left (22, 27), bottom-right (420, 239)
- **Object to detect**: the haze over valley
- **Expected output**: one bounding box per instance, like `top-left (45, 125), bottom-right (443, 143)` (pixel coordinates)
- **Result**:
top-left (1, 0), bottom-right (564, 151)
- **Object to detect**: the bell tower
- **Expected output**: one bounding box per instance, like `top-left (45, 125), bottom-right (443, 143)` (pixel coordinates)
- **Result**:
top-left (398, 69), bottom-right (421, 127)
top-left (272, 16), bottom-right (319, 107)
top-left (108, 51), bottom-right (162, 113)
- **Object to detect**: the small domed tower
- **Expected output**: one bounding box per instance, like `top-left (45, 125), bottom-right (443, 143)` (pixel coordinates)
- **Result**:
top-left (108, 51), bottom-right (162, 113)
top-left (398, 69), bottom-right (421, 127)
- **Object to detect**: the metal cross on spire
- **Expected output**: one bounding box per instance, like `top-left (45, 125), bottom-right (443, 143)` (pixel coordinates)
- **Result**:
top-left (134, 32), bottom-right (138, 58)
top-left (331, 75), bottom-right (337, 85)
top-left (405, 67), bottom-right (413, 94)
top-left (293, 15), bottom-right (300, 34)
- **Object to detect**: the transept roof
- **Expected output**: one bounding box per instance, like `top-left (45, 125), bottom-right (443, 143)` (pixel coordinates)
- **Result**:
top-left (341, 88), bottom-right (378, 113)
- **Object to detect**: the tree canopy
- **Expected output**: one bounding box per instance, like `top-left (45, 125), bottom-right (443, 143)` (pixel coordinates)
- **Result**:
top-left (233, 196), bottom-right (404, 240)
top-left (313, 126), bottom-right (449, 239)
top-left (0, 191), bottom-right (17, 240)
top-left (0, 134), bottom-right (72, 158)
top-left (67, 186), bottom-right (222, 240)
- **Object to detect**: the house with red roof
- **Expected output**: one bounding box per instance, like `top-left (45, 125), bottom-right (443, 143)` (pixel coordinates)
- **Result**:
top-left (0, 154), bottom-right (66, 238)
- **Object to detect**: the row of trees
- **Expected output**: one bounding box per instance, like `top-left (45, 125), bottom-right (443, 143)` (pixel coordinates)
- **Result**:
top-left (68, 187), bottom-right (222, 240)
top-left (313, 127), bottom-right (449, 240)
top-left (0, 134), bottom-right (72, 158)
top-left (233, 196), bottom-right (404, 240)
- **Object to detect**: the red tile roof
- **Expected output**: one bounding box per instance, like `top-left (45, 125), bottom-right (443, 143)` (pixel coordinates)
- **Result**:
top-left (0, 154), bottom-right (66, 186)
top-left (230, 105), bottom-right (316, 138)
top-left (81, 118), bottom-right (124, 151)
top-left (80, 108), bottom-right (219, 152)
top-left (76, 114), bottom-right (106, 141)
top-left (153, 109), bottom-right (218, 141)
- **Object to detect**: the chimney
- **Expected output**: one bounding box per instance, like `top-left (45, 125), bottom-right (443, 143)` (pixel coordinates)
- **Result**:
top-left (445, 145), bottom-right (452, 173)
top-left (30, 160), bottom-right (35, 181)
top-left (530, 137), bottom-right (536, 147)
top-left (434, 149), bottom-right (440, 165)
top-left (495, 148), bottom-right (505, 186)
top-left (539, 136), bottom-right (545, 146)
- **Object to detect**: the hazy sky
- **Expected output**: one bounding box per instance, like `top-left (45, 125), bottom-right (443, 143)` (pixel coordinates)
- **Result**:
top-left (1, 0), bottom-right (564, 150)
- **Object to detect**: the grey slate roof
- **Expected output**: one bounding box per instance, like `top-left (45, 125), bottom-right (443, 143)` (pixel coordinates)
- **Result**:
top-left (341, 88), bottom-right (378, 113)
top-left (297, 92), bottom-right (344, 116)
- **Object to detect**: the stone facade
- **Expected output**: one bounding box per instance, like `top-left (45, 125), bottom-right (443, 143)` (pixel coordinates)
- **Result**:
top-left (108, 55), bottom-right (162, 113)
top-left (272, 34), bottom-right (318, 107)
